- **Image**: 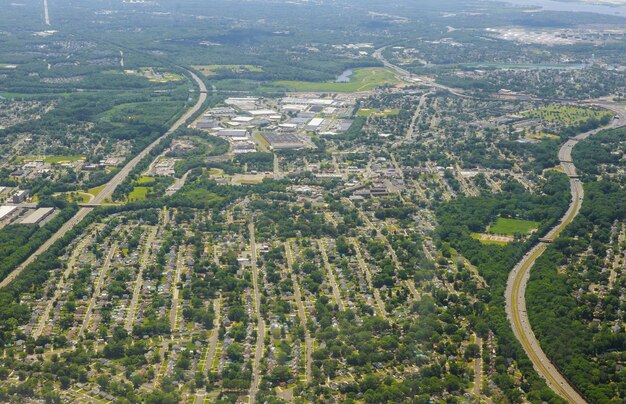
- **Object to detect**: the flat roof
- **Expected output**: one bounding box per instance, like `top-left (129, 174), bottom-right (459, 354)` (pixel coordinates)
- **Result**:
top-left (20, 207), bottom-right (54, 224)
top-left (0, 205), bottom-right (17, 220)
top-left (217, 129), bottom-right (248, 137)
top-left (307, 118), bottom-right (324, 127)
top-left (247, 109), bottom-right (276, 116)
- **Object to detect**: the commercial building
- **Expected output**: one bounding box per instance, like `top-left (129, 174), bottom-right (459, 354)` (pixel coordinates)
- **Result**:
top-left (20, 207), bottom-right (54, 225)
top-left (306, 117), bottom-right (324, 131)
top-left (261, 132), bottom-right (305, 150)
top-left (12, 190), bottom-right (29, 204)
top-left (217, 129), bottom-right (248, 137)
top-left (0, 205), bottom-right (17, 221)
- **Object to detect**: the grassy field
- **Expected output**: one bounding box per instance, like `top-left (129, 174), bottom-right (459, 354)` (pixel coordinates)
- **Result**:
top-left (88, 185), bottom-right (106, 197)
top-left (19, 155), bottom-right (84, 164)
top-left (60, 192), bottom-right (92, 203)
top-left (356, 108), bottom-right (400, 117)
top-left (128, 186), bottom-right (150, 201)
top-left (525, 105), bottom-right (612, 125)
top-left (488, 217), bottom-right (539, 235)
top-left (124, 68), bottom-right (183, 83)
top-left (274, 67), bottom-right (399, 92)
top-left (136, 176), bottom-right (155, 184)
top-left (193, 64), bottom-right (263, 77)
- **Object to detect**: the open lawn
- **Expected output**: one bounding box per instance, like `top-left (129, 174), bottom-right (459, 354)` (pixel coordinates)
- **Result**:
top-left (124, 68), bottom-right (183, 83)
top-left (356, 108), bottom-right (400, 117)
top-left (19, 155), bottom-right (84, 164)
top-left (88, 185), bottom-right (106, 197)
top-left (137, 176), bottom-right (155, 184)
top-left (274, 68), bottom-right (399, 92)
top-left (488, 217), bottom-right (539, 235)
top-left (524, 105), bottom-right (612, 125)
top-left (128, 186), bottom-right (150, 201)
top-left (526, 132), bottom-right (560, 140)
top-left (60, 192), bottom-right (92, 203)
top-left (193, 64), bottom-right (263, 77)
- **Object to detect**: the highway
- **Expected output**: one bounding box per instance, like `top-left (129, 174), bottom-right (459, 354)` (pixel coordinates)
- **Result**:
top-left (505, 103), bottom-right (626, 403)
top-left (373, 46), bottom-right (471, 99)
top-left (0, 69), bottom-right (207, 290)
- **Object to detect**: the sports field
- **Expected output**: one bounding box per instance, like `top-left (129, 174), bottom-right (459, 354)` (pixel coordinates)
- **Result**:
top-left (489, 217), bottom-right (539, 235)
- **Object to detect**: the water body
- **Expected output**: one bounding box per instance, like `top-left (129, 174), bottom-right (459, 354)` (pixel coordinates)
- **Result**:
top-left (501, 0), bottom-right (626, 17)
top-left (336, 69), bottom-right (353, 82)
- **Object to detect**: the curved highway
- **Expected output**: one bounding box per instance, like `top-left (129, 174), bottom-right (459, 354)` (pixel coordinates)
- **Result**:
top-left (505, 104), bottom-right (626, 403)
top-left (0, 70), bottom-right (207, 289)
top-left (366, 44), bottom-right (626, 402)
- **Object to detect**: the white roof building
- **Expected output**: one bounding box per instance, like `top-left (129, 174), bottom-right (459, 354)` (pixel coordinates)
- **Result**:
top-left (0, 205), bottom-right (17, 220)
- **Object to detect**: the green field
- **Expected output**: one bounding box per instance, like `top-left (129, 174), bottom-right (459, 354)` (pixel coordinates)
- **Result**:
top-left (193, 64), bottom-right (263, 77)
top-left (128, 186), bottom-right (150, 201)
top-left (124, 68), bottom-right (183, 83)
top-left (274, 68), bottom-right (399, 92)
top-left (356, 108), bottom-right (400, 117)
top-left (524, 105), bottom-right (612, 125)
top-left (137, 176), bottom-right (155, 184)
top-left (88, 185), bottom-right (106, 197)
top-left (20, 155), bottom-right (84, 164)
top-left (488, 217), bottom-right (539, 235)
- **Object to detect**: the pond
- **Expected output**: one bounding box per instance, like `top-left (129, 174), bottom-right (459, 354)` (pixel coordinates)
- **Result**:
top-left (336, 69), bottom-right (353, 83)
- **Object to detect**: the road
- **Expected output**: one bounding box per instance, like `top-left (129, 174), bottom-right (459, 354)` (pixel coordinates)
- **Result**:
top-left (170, 246), bottom-right (185, 332)
top-left (124, 226), bottom-right (157, 332)
top-left (505, 103), bottom-right (625, 403)
top-left (33, 232), bottom-right (93, 339)
top-left (77, 243), bottom-right (117, 338)
top-left (248, 221), bottom-right (265, 404)
top-left (284, 241), bottom-right (313, 383)
top-left (351, 238), bottom-right (388, 319)
top-left (0, 69), bottom-right (207, 290)
top-left (318, 239), bottom-right (345, 311)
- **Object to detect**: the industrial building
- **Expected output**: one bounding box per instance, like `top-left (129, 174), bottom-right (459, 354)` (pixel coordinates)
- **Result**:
top-left (12, 189), bottom-right (29, 204)
top-left (0, 205), bottom-right (17, 221)
top-left (20, 207), bottom-right (54, 225)
top-left (306, 117), bottom-right (324, 131)
top-left (261, 132), bottom-right (305, 150)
